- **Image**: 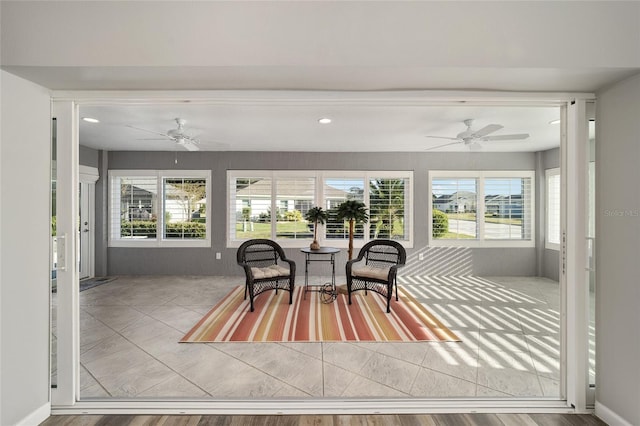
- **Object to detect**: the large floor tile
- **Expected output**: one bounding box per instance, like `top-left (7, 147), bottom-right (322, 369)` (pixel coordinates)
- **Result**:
top-left (77, 275), bottom-right (561, 400)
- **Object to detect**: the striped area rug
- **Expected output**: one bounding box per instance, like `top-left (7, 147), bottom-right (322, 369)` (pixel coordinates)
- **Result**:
top-left (181, 285), bottom-right (460, 343)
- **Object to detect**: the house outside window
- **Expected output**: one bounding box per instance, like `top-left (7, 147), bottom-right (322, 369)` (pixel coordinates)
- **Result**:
top-left (429, 171), bottom-right (534, 247)
top-left (109, 170), bottom-right (211, 247)
top-left (228, 171), bottom-right (413, 248)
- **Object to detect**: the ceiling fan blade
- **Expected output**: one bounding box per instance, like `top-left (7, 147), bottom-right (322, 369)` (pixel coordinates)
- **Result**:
top-left (126, 125), bottom-right (170, 138)
top-left (425, 141), bottom-right (462, 151)
top-left (481, 133), bottom-right (530, 141)
top-left (472, 124), bottom-right (503, 138)
top-left (136, 138), bottom-right (171, 141)
top-left (424, 136), bottom-right (460, 141)
top-left (198, 141), bottom-right (231, 150)
top-left (177, 140), bottom-right (200, 151)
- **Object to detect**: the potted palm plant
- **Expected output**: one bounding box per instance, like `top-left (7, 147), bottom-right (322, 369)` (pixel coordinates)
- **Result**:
top-left (336, 200), bottom-right (369, 260)
top-left (305, 206), bottom-right (328, 250)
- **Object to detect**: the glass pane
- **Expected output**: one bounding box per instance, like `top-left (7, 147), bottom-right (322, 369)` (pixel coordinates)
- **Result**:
top-left (234, 178), bottom-right (272, 239)
top-left (484, 177), bottom-right (531, 240)
top-left (118, 177), bottom-right (157, 239)
top-left (275, 177), bottom-right (315, 239)
top-left (369, 178), bottom-right (407, 239)
top-left (50, 118), bottom-right (57, 388)
top-left (432, 178), bottom-right (478, 239)
top-left (324, 178), bottom-right (365, 240)
top-left (588, 108), bottom-right (596, 387)
top-left (163, 178), bottom-right (207, 239)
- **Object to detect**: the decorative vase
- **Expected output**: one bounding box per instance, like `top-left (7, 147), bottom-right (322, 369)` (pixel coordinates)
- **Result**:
top-left (310, 240), bottom-right (320, 250)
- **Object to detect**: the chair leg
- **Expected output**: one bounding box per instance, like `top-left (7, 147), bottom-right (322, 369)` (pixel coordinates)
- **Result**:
top-left (395, 279), bottom-right (399, 301)
top-left (386, 294), bottom-right (391, 313)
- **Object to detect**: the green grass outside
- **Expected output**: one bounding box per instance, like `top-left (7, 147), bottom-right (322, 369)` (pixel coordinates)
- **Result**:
top-left (437, 232), bottom-right (475, 239)
top-left (236, 221), bottom-right (312, 239)
top-left (446, 212), bottom-right (522, 226)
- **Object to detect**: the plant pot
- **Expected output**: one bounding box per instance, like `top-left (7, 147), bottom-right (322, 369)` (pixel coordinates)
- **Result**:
top-left (310, 240), bottom-right (320, 250)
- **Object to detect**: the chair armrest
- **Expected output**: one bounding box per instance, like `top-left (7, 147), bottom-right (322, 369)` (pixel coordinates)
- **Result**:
top-left (239, 263), bottom-right (254, 279)
top-left (282, 259), bottom-right (296, 276)
top-left (387, 264), bottom-right (399, 281)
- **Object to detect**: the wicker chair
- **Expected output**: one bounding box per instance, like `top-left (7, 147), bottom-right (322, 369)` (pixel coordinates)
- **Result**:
top-left (345, 239), bottom-right (406, 313)
top-left (236, 239), bottom-right (296, 312)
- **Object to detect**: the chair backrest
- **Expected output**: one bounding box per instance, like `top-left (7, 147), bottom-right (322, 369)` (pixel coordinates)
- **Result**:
top-left (360, 239), bottom-right (407, 268)
top-left (237, 239), bottom-right (286, 267)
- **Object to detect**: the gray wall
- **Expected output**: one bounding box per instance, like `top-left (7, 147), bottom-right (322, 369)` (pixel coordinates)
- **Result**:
top-left (102, 150), bottom-right (540, 278)
top-left (0, 71), bottom-right (51, 425)
top-left (595, 73), bottom-right (640, 425)
top-left (79, 144), bottom-right (99, 168)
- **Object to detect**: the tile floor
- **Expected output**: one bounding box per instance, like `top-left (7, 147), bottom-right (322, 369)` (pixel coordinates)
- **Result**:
top-left (74, 275), bottom-right (563, 399)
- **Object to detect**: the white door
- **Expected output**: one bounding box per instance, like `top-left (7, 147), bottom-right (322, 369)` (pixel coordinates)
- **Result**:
top-left (78, 182), bottom-right (90, 279)
top-left (79, 166), bottom-right (99, 280)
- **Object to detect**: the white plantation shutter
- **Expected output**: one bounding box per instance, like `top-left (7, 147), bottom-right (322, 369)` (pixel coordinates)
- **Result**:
top-left (369, 177), bottom-right (410, 240)
top-left (163, 177), bottom-right (207, 240)
top-left (229, 176), bottom-right (272, 240)
top-left (228, 171), bottom-right (413, 246)
top-left (323, 177), bottom-right (365, 241)
top-left (430, 171), bottom-right (535, 246)
top-left (109, 170), bottom-right (210, 246)
top-left (484, 177), bottom-right (533, 240)
top-left (546, 169), bottom-right (561, 248)
top-left (431, 177), bottom-right (478, 239)
top-left (275, 177), bottom-right (315, 239)
top-left (110, 175), bottom-right (157, 240)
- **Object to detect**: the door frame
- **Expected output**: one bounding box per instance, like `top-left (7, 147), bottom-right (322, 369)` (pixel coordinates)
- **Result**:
top-left (50, 90), bottom-right (596, 413)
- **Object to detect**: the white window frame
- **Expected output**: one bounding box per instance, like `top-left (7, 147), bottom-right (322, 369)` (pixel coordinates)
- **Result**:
top-left (546, 167), bottom-right (561, 250)
top-left (428, 170), bottom-right (535, 248)
top-left (227, 170), bottom-right (414, 248)
top-left (109, 169), bottom-right (211, 248)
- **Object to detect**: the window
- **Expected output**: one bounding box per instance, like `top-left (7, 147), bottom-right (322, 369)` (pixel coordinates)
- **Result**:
top-left (109, 170), bottom-right (211, 247)
top-left (368, 177), bottom-right (410, 240)
top-left (546, 168), bottom-right (561, 249)
top-left (429, 171), bottom-right (534, 247)
top-left (228, 171), bottom-right (413, 247)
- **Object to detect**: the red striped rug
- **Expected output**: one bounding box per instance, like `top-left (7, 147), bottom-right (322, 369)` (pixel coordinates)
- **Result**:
top-left (181, 285), bottom-right (460, 343)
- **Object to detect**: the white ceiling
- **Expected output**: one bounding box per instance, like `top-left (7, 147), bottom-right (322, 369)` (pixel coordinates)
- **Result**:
top-left (3, 1), bottom-right (636, 153)
top-left (79, 102), bottom-right (561, 153)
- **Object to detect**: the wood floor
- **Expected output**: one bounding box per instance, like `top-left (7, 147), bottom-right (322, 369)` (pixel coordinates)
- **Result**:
top-left (40, 413), bottom-right (606, 426)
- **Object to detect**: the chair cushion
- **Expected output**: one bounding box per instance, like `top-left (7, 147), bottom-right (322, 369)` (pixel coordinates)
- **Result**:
top-left (251, 264), bottom-right (290, 279)
top-left (351, 265), bottom-right (390, 280)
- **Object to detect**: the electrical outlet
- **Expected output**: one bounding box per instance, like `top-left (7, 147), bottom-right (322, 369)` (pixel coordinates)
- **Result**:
top-left (418, 253), bottom-right (424, 261)
top-left (216, 252), bottom-right (221, 260)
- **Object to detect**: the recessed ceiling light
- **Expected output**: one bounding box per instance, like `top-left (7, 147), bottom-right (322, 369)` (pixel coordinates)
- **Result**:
top-left (82, 117), bottom-right (100, 123)
top-left (318, 118), bottom-right (332, 124)
top-left (548, 119), bottom-right (560, 125)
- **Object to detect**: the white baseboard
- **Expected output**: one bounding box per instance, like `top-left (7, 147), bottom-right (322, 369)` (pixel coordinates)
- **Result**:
top-left (16, 402), bottom-right (50, 426)
top-left (595, 401), bottom-right (632, 426)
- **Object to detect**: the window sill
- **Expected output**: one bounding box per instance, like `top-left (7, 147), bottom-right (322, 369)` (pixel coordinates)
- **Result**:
top-left (109, 239), bottom-right (211, 248)
top-left (429, 239), bottom-right (535, 248)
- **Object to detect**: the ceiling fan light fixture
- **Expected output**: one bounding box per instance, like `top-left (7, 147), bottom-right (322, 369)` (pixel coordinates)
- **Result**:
top-left (82, 117), bottom-right (100, 123)
top-left (318, 117), bottom-right (332, 124)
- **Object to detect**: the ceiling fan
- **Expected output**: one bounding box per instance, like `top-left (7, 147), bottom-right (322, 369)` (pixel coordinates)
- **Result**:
top-left (127, 118), bottom-right (202, 151)
top-left (424, 119), bottom-right (530, 150)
